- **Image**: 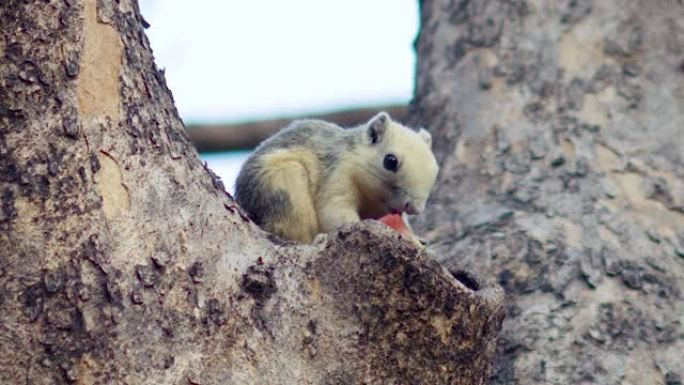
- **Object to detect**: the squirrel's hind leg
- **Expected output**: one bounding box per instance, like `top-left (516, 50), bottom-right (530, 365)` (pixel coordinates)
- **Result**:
top-left (259, 153), bottom-right (319, 243)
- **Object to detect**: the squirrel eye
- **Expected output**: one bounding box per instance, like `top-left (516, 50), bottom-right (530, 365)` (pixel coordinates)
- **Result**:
top-left (383, 154), bottom-right (398, 172)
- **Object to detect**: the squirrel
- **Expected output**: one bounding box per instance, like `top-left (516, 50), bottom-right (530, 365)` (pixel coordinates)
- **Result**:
top-left (234, 112), bottom-right (439, 244)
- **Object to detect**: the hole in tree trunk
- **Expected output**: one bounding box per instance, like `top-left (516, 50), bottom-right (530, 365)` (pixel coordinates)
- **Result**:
top-left (450, 270), bottom-right (480, 291)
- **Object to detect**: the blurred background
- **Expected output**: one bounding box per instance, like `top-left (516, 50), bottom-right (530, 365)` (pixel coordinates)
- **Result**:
top-left (139, 1), bottom-right (419, 193)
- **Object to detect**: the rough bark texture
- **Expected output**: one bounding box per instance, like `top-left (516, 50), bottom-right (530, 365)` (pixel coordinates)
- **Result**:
top-left (0, 1), bottom-right (504, 384)
top-left (411, 1), bottom-right (684, 384)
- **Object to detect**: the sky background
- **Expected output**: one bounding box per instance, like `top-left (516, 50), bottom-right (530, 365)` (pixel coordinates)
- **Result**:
top-left (139, 1), bottom-right (419, 190)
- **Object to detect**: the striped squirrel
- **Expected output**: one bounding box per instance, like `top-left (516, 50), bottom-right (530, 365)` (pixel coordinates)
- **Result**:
top-left (234, 112), bottom-right (439, 243)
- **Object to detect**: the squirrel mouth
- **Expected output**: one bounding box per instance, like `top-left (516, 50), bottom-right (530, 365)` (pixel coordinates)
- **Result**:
top-left (389, 202), bottom-right (418, 216)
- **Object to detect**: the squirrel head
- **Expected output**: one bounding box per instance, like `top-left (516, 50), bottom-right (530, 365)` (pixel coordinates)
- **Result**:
top-left (357, 112), bottom-right (439, 217)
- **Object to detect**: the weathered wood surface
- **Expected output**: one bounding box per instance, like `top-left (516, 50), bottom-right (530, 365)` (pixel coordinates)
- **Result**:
top-left (0, 1), bottom-right (503, 384)
top-left (411, 1), bottom-right (684, 384)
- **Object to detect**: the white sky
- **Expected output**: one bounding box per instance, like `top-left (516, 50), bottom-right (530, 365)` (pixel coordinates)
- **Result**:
top-left (139, 1), bottom-right (419, 191)
top-left (139, 1), bottom-right (419, 124)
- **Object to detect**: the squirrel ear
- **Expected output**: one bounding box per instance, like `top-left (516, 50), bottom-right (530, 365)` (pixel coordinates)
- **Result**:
top-left (418, 128), bottom-right (432, 147)
top-left (367, 112), bottom-right (390, 144)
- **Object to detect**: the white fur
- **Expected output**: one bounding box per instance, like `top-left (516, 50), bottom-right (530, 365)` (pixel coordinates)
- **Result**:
top-left (236, 112), bottom-right (439, 243)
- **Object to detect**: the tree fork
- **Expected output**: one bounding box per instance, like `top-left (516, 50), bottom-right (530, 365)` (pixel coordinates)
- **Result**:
top-left (0, 1), bottom-right (504, 384)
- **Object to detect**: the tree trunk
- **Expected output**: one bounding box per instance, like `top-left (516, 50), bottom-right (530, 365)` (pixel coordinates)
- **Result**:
top-left (411, 0), bottom-right (684, 384)
top-left (0, 1), bottom-right (503, 384)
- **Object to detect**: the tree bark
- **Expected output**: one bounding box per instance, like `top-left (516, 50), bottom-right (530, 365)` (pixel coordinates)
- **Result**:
top-left (411, 1), bottom-right (684, 384)
top-left (0, 1), bottom-right (503, 384)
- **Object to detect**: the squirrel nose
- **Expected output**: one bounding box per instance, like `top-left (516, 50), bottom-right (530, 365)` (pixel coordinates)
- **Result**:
top-left (405, 201), bottom-right (418, 215)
